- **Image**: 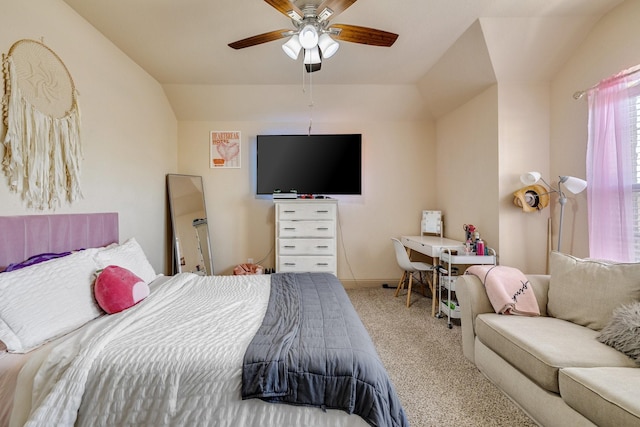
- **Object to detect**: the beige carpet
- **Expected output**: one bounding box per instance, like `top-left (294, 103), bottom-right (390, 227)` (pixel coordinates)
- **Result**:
top-left (346, 287), bottom-right (538, 427)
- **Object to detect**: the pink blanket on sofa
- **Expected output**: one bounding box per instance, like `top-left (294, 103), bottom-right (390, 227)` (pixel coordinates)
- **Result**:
top-left (466, 265), bottom-right (540, 316)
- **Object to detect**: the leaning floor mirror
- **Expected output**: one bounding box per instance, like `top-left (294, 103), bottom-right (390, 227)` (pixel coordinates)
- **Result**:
top-left (167, 174), bottom-right (214, 275)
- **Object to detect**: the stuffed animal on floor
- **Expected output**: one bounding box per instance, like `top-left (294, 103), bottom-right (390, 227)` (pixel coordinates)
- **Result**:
top-left (94, 265), bottom-right (150, 314)
top-left (233, 263), bottom-right (264, 275)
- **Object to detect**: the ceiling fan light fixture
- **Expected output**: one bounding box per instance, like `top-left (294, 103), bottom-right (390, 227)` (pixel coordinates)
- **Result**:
top-left (304, 47), bottom-right (321, 65)
top-left (304, 47), bottom-right (322, 72)
top-left (318, 33), bottom-right (339, 59)
top-left (299, 24), bottom-right (319, 49)
top-left (282, 35), bottom-right (302, 60)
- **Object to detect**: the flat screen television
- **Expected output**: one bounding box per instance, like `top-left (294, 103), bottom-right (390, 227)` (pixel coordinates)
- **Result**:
top-left (256, 134), bottom-right (362, 195)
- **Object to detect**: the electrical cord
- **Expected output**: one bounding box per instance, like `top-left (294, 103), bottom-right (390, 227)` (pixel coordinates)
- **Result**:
top-left (336, 205), bottom-right (359, 287)
top-left (255, 244), bottom-right (274, 268)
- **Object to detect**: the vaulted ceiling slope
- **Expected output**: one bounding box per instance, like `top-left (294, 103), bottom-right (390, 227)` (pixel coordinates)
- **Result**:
top-left (62, 0), bottom-right (623, 118)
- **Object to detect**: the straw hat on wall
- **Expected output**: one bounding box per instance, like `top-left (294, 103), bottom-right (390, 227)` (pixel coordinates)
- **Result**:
top-left (513, 184), bottom-right (550, 213)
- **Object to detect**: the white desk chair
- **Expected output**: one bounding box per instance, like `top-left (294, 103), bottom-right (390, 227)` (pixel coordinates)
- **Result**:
top-left (391, 238), bottom-right (434, 307)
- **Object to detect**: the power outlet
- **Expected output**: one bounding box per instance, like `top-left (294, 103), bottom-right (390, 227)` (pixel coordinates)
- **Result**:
top-left (247, 258), bottom-right (254, 264)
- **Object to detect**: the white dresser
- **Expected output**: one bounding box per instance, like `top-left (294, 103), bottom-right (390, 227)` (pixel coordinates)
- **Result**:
top-left (274, 199), bottom-right (338, 275)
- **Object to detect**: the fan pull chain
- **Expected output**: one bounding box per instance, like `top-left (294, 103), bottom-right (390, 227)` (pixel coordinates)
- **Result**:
top-left (300, 57), bottom-right (314, 135)
top-left (308, 66), bottom-right (314, 135)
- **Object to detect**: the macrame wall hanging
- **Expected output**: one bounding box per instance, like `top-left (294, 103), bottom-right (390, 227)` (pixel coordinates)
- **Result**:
top-left (2, 39), bottom-right (82, 210)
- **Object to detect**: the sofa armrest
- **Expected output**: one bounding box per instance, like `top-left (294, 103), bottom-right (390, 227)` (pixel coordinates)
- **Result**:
top-left (456, 273), bottom-right (551, 364)
top-left (456, 274), bottom-right (493, 364)
top-left (527, 274), bottom-right (550, 316)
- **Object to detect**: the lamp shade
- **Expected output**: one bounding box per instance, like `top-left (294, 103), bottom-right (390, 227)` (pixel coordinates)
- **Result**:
top-left (282, 35), bottom-right (302, 60)
top-left (304, 47), bottom-right (321, 72)
top-left (520, 171), bottom-right (541, 186)
top-left (561, 176), bottom-right (587, 194)
top-left (304, 47), bottom-right (321, 64)
top-left (318, 33), bottom-right (339, 58)
top-left (299, 24), bottom-right (318, 49)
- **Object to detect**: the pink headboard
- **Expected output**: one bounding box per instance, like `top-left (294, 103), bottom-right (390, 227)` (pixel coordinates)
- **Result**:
top-left (0, 213), bottom-right (118, 270)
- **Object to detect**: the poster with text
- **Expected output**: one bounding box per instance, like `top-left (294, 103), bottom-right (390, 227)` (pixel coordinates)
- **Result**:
top-left (210, 131), bottom-right (241, 168)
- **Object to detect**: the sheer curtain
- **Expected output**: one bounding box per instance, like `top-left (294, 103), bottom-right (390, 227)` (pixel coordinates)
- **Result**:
top-left (586, 65), bottom-right (640, 262)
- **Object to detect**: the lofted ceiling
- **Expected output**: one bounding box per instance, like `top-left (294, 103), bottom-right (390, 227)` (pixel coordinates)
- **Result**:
top-left (61, 0), bottom-right (624, 118)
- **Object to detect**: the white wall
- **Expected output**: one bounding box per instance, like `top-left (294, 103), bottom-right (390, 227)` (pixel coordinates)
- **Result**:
top-left (497, 83), bottom-right (551, 273)
top-left (178, 116), bottom-right (435, 283)
top-left (3, 0), bottom-right (636, 280)
top-left (0, 0), bottom-right (178, 273)
top-left (436, 82), bottom-right (552, 274)
top-left (435, 0), bottom-right (639, 273)
top-left (550, 0), bottom-right (640, 259)
top-left (436, 86), bottom-right (499, 253)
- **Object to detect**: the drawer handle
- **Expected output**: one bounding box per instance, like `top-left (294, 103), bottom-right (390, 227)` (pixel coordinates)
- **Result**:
top-left (316, 245), bottom-right (329, 249)
top-left (284, 227), bottom-right (296, 231)
top-left (316, 263), bottom-right (329, 266)
top-left (283, 210), bottom-right (296, 213)
top-left (283, 245), bottom-right (296, 249)
top-left (316, 227), bottom-right (329, 231)
top-left (315, 210), bottom-right (329, 213)
top-left (284, 262), bottom-right (296, 266)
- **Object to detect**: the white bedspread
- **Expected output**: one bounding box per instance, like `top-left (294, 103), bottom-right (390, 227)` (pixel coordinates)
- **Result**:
top-left (11, 273), bottom-right (367, 427)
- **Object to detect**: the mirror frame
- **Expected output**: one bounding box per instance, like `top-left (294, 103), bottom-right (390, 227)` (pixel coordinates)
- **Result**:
top-left (167, 174), bottom-right (214, 275)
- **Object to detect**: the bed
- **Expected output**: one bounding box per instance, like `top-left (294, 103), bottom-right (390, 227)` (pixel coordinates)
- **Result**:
top-left (0, 213), bottom-right (408, 427)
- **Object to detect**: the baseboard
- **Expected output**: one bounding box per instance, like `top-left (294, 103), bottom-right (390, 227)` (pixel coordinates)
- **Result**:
top-left (339, 279), bottom-right (398, 289)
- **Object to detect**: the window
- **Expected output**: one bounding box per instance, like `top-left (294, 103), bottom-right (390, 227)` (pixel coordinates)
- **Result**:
top-left (586, 66), bottom-right (640, 262)
top-left (633, 90), bottom-right (640, 261)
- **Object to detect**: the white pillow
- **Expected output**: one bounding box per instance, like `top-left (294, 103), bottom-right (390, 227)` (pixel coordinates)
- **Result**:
top-left (0, 249), bottom-right (103, 353)
top-left (94, 238), bottom-right (157, 283)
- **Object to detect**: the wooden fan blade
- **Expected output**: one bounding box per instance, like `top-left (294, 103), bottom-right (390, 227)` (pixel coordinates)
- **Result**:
top-left (316, 0), bottom-right (358, 19)
top-left (331, 24), bottom-right (398, 47)
top-left (264, 0), bottom-right (304, 20)
top-left (228, 29), bottom-right (290, 50)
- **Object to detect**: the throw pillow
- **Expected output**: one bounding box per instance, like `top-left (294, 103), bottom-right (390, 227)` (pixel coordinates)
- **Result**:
top-left (597, 302), bottom-right (640, 365)
top-left (547, 252), bottom-right (640, 330)
top-left (94, 265), bottom-right (150, 314)
top-left (0, 249), bottom-right (102, 353)
top-left (94, 238), bottom-right (157, 283)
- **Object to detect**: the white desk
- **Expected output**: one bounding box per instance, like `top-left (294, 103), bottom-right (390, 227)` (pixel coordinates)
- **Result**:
top-left (401, 235), bottom-right (465, 258)
top-left (400, 236), bottom-right (465, 316)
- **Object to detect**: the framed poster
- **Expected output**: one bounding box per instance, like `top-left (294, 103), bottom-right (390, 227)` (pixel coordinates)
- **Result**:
top-left (210, 131), bottom-right (241, 168)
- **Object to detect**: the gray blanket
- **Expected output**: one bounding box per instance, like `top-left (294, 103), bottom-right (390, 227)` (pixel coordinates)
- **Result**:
top-left (242, 272), bottom-right (409, 427)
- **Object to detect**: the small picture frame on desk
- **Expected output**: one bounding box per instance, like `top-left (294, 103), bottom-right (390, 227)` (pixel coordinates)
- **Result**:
top-left (421, 210), bottom-right (442, 237)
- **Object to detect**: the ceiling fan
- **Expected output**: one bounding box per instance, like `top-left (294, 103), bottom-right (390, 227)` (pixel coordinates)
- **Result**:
top-left (228, 0), bottom-right (399, 72)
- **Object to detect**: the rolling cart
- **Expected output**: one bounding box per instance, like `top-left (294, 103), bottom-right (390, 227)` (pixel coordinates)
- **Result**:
top-left (437, 248), bottom-right (496, 328)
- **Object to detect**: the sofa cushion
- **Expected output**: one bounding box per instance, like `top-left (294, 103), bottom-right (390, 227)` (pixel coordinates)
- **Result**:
top-left (547, 252), bottom-right (640, 331)
top-left (597, 301), bottom-right (640, 365)
top-left (475, 314), bottom-right (637, 393)
top-left (559, 367), bottom-right (640, 427)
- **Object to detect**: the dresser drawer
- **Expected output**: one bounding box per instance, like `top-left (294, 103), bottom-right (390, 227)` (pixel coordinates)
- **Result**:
top-left (278, 256), bottom-right (336, 273)
top-left (277, 203), bottom-right (336, 220)
top-left (278, 220), bottom-right (335, 238)
top-left (278, 238), bottom-right (335, 256)
top-left (274, 200), bottom-right (338, 276)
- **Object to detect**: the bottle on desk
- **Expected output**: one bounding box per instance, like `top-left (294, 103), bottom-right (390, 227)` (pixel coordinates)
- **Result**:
top-left (476, 238), bottom-right (485, 256)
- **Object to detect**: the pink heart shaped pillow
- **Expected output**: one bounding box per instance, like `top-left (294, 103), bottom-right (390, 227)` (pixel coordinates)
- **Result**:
top-left (95, 265), bottom-right (150, 314)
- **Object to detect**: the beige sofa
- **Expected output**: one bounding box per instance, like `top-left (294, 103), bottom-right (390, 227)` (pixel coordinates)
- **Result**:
top-left (456, 252), bottom-right (640, 427)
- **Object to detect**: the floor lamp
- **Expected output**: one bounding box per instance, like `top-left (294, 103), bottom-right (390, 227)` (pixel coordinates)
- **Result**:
top-left (520, 172), bottom-right (587, 252)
